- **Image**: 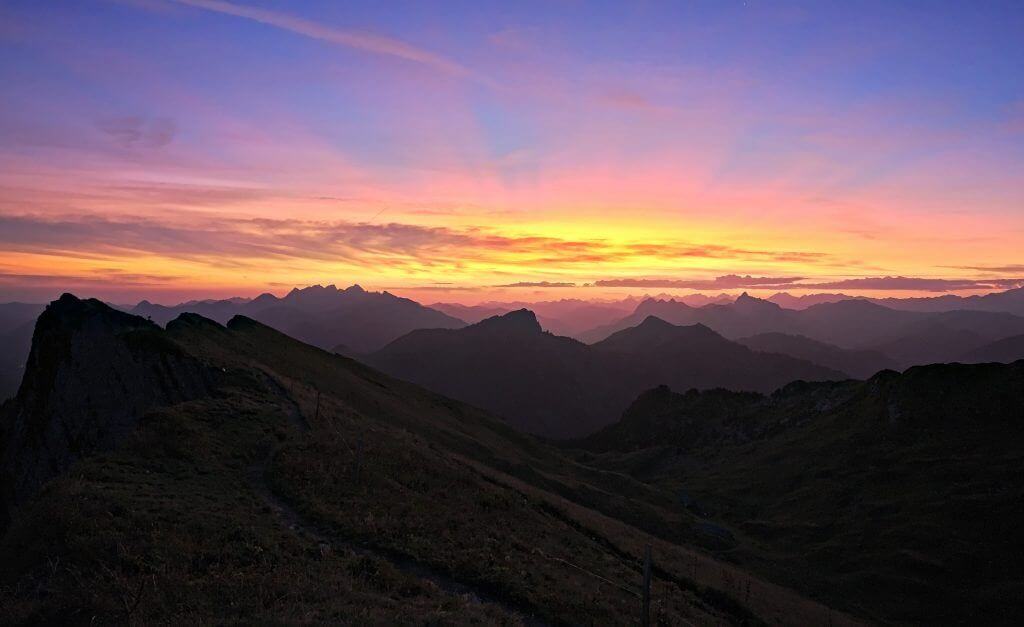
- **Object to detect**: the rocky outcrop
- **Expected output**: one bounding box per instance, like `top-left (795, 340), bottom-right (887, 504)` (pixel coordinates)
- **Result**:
top-left (0, 294), bottom-right (215, 529)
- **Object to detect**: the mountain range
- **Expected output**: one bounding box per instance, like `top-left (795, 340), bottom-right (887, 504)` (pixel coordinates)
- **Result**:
top-left (5, 284), bottom-right (1024, 407)
top-left (431, 297), bottom-right (636, 338)
top-left (3, 293), bottom-right (1022, 623)
top-left (368, 311), bottom-right (844, 437)
top-left (130, 284), bottom-right (466, 355)
top-left (580, 292), bottom-right (1024, 367)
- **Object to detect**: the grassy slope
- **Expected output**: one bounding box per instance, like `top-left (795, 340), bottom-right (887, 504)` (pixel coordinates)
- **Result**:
top-left (0, 312), bottom-right (860, 625)
top-left (576, 364), bottom-right (1024, 624)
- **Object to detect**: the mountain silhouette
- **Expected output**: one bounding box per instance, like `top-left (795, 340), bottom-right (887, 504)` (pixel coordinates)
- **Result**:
top-left (131, 283), bottom-right (465, 354)
top-left (370, 312), bottom-right (844, 437)
top-left (582, 361), bottom-right (1024, 623)
top-left (368, 310), bottom-right (634, 437)
top-left (869, 285), bottom-right (1024, 315)
top-left (431, 298), bottom-right (633, 338)
top-left (737, 332), bottom-right (897, 379)
top-left (960, 333), bottom-right (1024, 363)
top-left (592, 316), bottom-right (847, 393)
top-left (582, 292), bottom-right (1024, 367)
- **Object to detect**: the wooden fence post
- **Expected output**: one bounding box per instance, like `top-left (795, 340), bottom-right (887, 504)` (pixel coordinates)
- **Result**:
top-left (642, 544), bottom-right (651, 627)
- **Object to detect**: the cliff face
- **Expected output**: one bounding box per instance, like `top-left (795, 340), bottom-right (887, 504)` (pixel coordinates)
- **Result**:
top-left (0, 295), bottom-right (215, 528)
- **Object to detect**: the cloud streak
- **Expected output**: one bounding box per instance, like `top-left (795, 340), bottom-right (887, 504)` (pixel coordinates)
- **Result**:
top-left (0, 214), bottom-right (838, 273)
top-left (594, 275), bottom-right (805, 290)
top-left (592, 275), bottom-right (1024, 292)
top-left (494, 281), bottom-right (576, 288)
top-left (792, 276), bottom-right (1024, 292)
top-left (172, 0), bottom-right (475, 78)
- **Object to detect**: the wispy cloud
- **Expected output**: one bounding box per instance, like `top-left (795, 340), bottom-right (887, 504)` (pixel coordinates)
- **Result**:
top-left (943, 264), bottom-right (1024, 274)
top-left (0, 214), bottom-right (836, 272)
top-left (494, 281), bottom-right (576, 288)
top-left (793, 276), bottom-right (1024, 292)
top-left (594, 275), bottom-right (805, 289)
top-left (96, 116), bottom-right (177, 149)
top-left (592, 274), bottom-right (1024, 292)
top-left (172, 0), bottom-right (475, 79)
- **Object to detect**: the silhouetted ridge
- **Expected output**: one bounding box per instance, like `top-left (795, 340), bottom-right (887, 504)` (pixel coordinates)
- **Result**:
top-left (738, 332), bottom-right (897, 379)
top-left (47, 293), bottom-right (155, 331)
top-left (595, 318), bottom-right (733, 353)
top-left (961, 333), bottom-right (1024, 364)
top-left (473, 308), bottom-right (543, 334)
top-left (579, 360), bottom-right (1024, 622)
top-left (636, 315), bottom-right (674, 329)
top-left (129, 283), bottom-right (465, 354)
top-left (733, 291), bottom-right (779, 312)
top-left (226, 314), bottom-right (266, 331)
top-left (0, 294), bottom-right (215, 528)
top-left (166, 312), bottom-right (226, 332)
top-left (372, 311), bottom-right (844, 437)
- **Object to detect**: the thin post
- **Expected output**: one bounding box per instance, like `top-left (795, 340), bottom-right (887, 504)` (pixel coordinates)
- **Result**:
top-left (314, 389), bottom-right (320, 423)
top-left (642, 544), bottom-right (651, 627)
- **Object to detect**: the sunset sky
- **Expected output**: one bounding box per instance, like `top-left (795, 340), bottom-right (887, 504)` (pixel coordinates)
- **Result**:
top-left (1, 0), bottom-right (1023, 304)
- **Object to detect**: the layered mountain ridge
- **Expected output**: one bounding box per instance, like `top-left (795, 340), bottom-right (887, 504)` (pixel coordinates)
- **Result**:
top-left (369, 310), bottom-right (845, 437)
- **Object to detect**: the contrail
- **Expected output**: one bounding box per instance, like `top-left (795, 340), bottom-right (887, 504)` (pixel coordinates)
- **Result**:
top-left (172, 0), bottom-right (475, 79)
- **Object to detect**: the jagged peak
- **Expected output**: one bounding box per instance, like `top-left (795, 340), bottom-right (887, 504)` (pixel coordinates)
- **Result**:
top-left (733, 291), bottom-right (780, 312)
top-left (735, 291), bottom-right (770, 305)
top-left (287, 283), bottom-right (339, 296)
top-left (473, 308), bottom-right (542, 334)
top-left (635, 297), bottom-right (688, 315)
top-left (346, 284), bottom-right (366, 293)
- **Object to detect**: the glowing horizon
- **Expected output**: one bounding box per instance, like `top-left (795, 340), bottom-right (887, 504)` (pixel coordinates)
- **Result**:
top-left (1, 1), bottom-right (1022, 305)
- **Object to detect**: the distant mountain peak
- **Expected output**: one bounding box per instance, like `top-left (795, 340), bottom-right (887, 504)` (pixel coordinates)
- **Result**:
top-left (637, 315), bottom-right (674, 329)
top-left (287, 284), bottom-right (340, 298)
top-left (733, 291), bottom-right (781, 313)
top-left (635, 297), bottom-right (691, 315)
top-left (474, 308), bottom-right (542, 334)
top-left (346, 284), bottom-right (365, 293)
top-left (251, 292), bottom-right (278, 305)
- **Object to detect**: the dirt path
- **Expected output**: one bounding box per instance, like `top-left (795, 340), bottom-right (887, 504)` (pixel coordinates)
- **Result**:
top-left (249, 377), bottom-right (547, 625)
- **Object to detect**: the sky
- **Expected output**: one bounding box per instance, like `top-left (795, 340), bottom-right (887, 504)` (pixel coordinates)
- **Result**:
top-left (1, 0), bottom-right (1023, 304)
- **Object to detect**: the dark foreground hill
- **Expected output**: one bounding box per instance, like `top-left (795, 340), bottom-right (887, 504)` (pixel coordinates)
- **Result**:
top-left (0, 295), bottom-right (856, 625)
top-left (369, 311), bottom-right (843, 438)
top-left (577, 363), bottom-right (1024, 624)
